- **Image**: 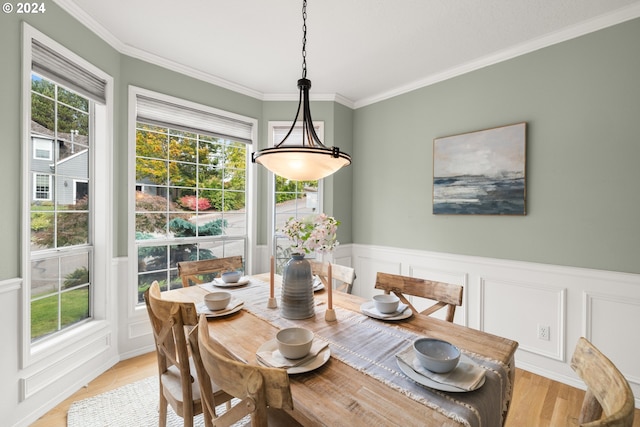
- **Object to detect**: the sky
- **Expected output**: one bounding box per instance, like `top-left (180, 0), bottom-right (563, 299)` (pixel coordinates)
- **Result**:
top-left (433, 123), bottom-right (526, 177)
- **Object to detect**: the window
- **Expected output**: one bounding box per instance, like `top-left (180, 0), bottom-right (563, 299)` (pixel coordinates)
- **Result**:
top-left (268, 122), bottom-right (323, 273)
top-left (24, 26), bottom-right (110, 349)
top-left (33, 138), bottom-right (52, 160)
top-left (132, 89), bottom-right (255, 303)
top-left (33, 173), bottom-right (52, 200)
top-left (29, 73), bottom-right (91, 342)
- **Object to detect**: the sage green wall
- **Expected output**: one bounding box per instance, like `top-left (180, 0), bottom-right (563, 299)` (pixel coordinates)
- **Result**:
top-left (328, 102), bottom-right (354, 245)
top-left (0, 2), bottom-right (349, 278)
top-left (260, 100), bottom-right (353, 245)
top-left (0, 4), bottom-right (121, 279)
top-left (353, 18), bottom-right (640, 274)
top-left (117, 57), bottom-right (264, 255)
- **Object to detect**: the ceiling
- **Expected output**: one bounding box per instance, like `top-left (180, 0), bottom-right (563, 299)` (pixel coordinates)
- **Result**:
top-left (55, 0), bottom-right (640, 108)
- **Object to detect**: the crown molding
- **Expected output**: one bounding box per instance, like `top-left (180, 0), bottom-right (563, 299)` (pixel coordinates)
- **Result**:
top-left (53, 0), bottom-right (640, 110)
top-left (354, 3), bottom-right (640, 109)
top-left (52, 0), bottom-right (264, 100)
top-left (263, 92), bottom-right (355, 109)
top-left (118, 44), bottom-right (264, 100)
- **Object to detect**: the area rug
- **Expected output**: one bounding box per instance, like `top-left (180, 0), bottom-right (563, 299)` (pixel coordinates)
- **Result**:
top-left (67, 376), bottom-right (248, 427)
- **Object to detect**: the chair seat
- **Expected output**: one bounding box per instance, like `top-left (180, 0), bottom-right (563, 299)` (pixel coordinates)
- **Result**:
top-left (161, 359), bottom-right (202, 407)
top-left (161, 358), bottom-right (232, 418)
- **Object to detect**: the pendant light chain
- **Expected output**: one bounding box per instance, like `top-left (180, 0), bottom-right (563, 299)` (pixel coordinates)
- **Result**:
top-left (301, 0), bottom-right (307, 79)
top-left (250, 0), bottom-right (351, 181)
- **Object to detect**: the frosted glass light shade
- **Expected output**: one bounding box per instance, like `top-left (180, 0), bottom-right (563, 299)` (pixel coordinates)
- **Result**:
top-left (254, 146), bottom-right (351, 181)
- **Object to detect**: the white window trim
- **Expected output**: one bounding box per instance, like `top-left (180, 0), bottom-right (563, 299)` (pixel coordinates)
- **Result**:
top-left (127, 86), bottom-right (258, 318)
top-left (33, 138), bottom-right (52, 160)
top-left (266, 121), bottom-right (324, 258)
top-left (33, 173), bottom-right (52, 201)
top-left (21, 23), bottom-right (114, 369)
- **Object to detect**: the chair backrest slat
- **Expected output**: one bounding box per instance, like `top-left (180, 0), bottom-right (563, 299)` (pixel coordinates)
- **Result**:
top-left (197, 315), bottom-right (294, 427)
top-left (374, 272), bottom-right (463, 322)
top-left (310, 260), bottom-right (356, 294)
top-left (178, 256), bottom-right (243, 287)
top-left (570, 337), bottom-right (635, 427)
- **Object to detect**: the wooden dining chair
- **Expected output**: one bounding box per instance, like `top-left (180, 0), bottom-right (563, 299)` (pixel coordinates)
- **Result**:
top-left (570, 337), bottom-right (635, 427)
top-left (144, 281), bottom-right (232, 427)
top-left (196, 314), bottom-right (303, 427)
top-left (310, 260), bottom-right (356, 294)
top-left (374, 272), bottom-right (463, 322)
top-left (177, 255), bottom-right (243, 287)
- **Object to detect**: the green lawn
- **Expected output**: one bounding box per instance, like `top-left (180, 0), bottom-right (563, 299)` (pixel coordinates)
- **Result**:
top-left (31, 287), bottom-right (90, 340)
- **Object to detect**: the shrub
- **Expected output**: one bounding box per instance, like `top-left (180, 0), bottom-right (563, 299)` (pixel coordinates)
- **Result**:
top-left (168, 217), bottom-right (227, 237)
top-left (178, 195), bottom-right (211, 211)
top-left (63, 267), bottom-right (89, 289)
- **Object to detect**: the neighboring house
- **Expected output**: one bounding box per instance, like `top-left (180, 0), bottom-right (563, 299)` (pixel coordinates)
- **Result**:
top-left (31, 132), bottom-right (88, 205)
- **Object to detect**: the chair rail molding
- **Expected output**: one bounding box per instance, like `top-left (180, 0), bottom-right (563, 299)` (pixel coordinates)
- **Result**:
top-left (0, 277), bottom-right (22, 294)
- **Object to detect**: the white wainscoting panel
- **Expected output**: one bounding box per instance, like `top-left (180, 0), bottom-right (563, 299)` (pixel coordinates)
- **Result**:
top-left (20, 332), bottom-right (111, 400)
top-left (128, 318), bottom-right (152, 340)
top-left (481, 277), bottom-right (566, 361)
top-left (353, 256), bottom-right (402, 300)
top-left (584, 291), bottom-right (640, 387)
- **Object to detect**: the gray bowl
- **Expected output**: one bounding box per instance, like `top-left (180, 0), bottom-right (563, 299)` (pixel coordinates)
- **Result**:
top-left (221, 270), bottom-right (242, 283)
top-left (413, 338), bottom-right (460, 373)
top-left (373, 294), bottom-right (400, 313)
top-left (276, 327), bottom-right (314, 359)
top-left (204, 291), bottom-right (231, 310)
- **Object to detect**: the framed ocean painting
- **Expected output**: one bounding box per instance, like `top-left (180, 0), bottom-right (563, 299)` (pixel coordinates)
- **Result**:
top-left (433, 122), bottom-right (526, 215)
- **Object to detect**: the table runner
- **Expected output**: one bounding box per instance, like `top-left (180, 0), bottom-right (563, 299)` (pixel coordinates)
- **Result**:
top-left (201, 279), bottom-right (511, 427)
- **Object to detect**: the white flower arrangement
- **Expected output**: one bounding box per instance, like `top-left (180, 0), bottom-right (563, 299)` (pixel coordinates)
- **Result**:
top-left (280, 213), bottom-right (340, 255)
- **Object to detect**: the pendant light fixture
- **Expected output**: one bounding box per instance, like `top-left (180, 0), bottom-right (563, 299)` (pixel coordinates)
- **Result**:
top-left (252, 0), bottom-right (351, 181)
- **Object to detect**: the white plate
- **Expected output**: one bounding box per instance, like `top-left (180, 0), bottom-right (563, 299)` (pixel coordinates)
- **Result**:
top-left (196, 301), bottom-right (244, 318)
top-left (256, 339), bottom-right (331, 374)
top-left (360, 301), bottom-right (412, 320)
top-left (313, 277), bottom-right (325, 292)
top-left (396, 354), bottom-right (485, 392)
top-left (212, 277), bottom-right (251, 288)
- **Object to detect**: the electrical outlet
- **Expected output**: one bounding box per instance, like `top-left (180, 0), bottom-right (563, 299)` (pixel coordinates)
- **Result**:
top-left (537, 324), bottom-right (550, 341)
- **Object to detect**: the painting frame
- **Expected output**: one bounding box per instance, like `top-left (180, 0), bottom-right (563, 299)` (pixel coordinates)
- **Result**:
top-left (433, 122), bottom-right (527, 215)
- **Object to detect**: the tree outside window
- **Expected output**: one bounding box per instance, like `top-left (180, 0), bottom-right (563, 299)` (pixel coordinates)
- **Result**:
top-left (135, 123), bottom-right (247, 302)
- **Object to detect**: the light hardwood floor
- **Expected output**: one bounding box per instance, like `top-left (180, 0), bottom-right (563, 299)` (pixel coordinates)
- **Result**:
top-left (31, 352), bottom-right (639, 426)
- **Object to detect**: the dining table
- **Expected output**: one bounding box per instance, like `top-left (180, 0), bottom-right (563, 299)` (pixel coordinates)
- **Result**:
top-left (162, 273), bottom-right (518, 426)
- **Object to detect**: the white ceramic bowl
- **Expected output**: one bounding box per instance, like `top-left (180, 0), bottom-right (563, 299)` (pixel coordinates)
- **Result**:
top-left (204, 291), bottom-right (231, 311)
top-left (413, 338), bottom-right (461, 373)
top-left (276, 327), bottom-right (314, 359)
top-left (373, 294), bottom-right (400, 314)
top-left (221, 271), bottom-right (242, 283)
